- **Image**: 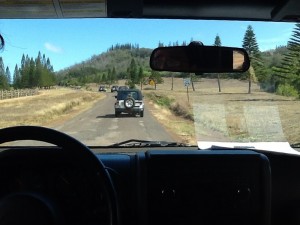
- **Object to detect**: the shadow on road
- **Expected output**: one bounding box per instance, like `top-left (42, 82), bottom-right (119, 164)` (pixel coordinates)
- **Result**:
top-left (97, 114), bottom-right (140, 118)
top-left (96, 114), bottom-right (116, 118)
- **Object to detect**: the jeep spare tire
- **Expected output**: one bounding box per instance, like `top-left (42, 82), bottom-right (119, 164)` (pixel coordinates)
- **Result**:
top-left (124, 97), bottom-right (135, 109)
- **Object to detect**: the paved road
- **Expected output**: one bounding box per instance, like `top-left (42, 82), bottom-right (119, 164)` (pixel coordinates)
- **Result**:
top-left (52, 92), bottom-right (175, 146)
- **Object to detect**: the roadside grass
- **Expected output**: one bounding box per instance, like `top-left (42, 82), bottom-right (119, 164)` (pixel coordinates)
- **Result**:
top-left (143, 77), bottom-right (300, 145)
top-left (0, 88), bottom-right (105, 128)
top-left (146, 92), bottom-right (174, 107)
top-left (146, 92), bottom-right (194, 121)
top-left (145, 99), bottom-right (196, 145)
top-left (145, 91), bottom-right (196, 145)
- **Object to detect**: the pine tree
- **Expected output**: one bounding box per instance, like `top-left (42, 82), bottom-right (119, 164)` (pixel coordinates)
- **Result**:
top-left (35, 51), bottom-right (44, 87)
top-left (214, 34), bottom-right (222, 92)
top-left (242, 25), bottom-right (261, 93)
top-left (20, 54), bottom-right (30, 88)
top-left (112, 67), bottom-right (116, 83)
top-left (138, 67), bottom-right (144, 89)
top-left (214, 34), bottom-right (221, 47)
top-left (28, 57), bottom-right (36, 87)
top-left (242, 26), bottom-right (259, 57)
top-left (21, 54), bottom-right (26, 70)
top-left (158, 41), bottom-right (164, 47)
top-left (46, 58), bottom-right (53, 72)
top-left (13, 64), bottom-right (21, 88)
top-left (101, 73), bottom-right (107, 83)
top-left (127, 58), bottom-right (137, 88)
top-left (5, 66), bottom-right (11, 85)
top-left (0, 57), bottom-right (9, 90)
top-left (42, 54), bottom-right (47, 67)
top-left (274, 23), bottom-right (300, 93)
top-left (107, 68), bottom-right (112, 85)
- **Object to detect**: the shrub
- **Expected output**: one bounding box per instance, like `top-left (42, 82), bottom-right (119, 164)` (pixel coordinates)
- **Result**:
top-left (276, 84), bottom-right (298, 97)
top-left (170, 102), bottom-right (194, 121)
top-left (146, 92), bottom-right (174, 107)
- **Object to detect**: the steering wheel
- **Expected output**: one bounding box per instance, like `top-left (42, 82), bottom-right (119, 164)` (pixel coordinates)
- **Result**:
top-left (0, 126), bottom-right (119, 225)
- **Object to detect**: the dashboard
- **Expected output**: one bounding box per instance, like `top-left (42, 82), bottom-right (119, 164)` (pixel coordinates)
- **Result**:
top-left (0, 147), bottom-right (300, 225)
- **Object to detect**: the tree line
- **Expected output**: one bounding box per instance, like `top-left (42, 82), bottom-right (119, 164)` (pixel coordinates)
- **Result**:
top-left (0, 51), bottom-right (55, 90)
top-left (107, 43), bottom-right (140, 52)
top-left (57, 65), bottom-right (120, 87)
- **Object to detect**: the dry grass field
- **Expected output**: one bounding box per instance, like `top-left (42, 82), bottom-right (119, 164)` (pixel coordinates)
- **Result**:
top-left (0, 88), bottom-right (104, 128)
top-left (143, 77), bottom-right (300, 145)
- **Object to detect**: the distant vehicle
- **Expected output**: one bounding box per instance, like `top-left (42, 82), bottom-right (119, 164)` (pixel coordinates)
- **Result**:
top-left (118, 86), bottom-right (129, 91)
top-left (111, 85), bottom-right (119, 92)
top-left (114, 89), bottom-right (144, 117)
top-left (98, 85), bottom-right (107, 92)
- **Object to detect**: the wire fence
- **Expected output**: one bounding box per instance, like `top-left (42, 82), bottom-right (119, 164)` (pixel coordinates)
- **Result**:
top-left (0, 89), bottom-right (39, 100)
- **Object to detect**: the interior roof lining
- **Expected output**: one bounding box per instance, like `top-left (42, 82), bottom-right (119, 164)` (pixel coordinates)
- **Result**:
top-left (0, 0), bottom-right (298, 21)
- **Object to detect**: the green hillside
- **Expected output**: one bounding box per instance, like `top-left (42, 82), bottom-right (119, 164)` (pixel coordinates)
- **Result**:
top-left (261, 45), bottom-right (288, 68)
top-left (56, 44), bottom-right (153, 86)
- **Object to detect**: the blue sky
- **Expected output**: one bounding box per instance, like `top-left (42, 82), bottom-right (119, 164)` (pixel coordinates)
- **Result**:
top-left (0, 19), bottom-right (296, 72)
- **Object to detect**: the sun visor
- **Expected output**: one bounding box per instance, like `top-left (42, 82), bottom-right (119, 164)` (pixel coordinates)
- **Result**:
top-left (0, 0), bottom-right (107, 19)
top-left (272, 0), bottom-right (300, 21)
top-left (60, 0), bottom-right (106, 18)
top-left (107, 0), bottom-right (143, 17)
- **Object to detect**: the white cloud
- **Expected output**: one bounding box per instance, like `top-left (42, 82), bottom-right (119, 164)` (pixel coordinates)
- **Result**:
top-left (44, 42), bottom-right (63, 53)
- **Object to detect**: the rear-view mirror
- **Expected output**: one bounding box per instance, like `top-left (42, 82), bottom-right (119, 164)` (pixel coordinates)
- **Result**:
top-left (150, 46), bottom-right (250, 73)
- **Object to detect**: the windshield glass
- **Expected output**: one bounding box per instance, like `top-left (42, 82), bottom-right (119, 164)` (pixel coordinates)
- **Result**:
top-left (0, 19), bottom-right (298, 148)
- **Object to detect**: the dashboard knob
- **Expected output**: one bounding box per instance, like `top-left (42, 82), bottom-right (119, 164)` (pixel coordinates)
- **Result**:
top-left (161, 187), bottom-right (176, 200)
top-left (237, 187), bottom-right (251, 201)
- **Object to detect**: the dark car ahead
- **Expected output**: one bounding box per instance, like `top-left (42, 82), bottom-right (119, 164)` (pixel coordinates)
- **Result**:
top-left (114, 89), bottom-right (144, 117)
top-left (111, 85), bottom-right (119, 92)
top-left (98, 85), bottom-right (107, 92)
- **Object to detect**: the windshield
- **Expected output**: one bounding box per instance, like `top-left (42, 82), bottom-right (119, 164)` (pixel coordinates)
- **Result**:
top-left (0, 19), bottom-right (299, 149)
